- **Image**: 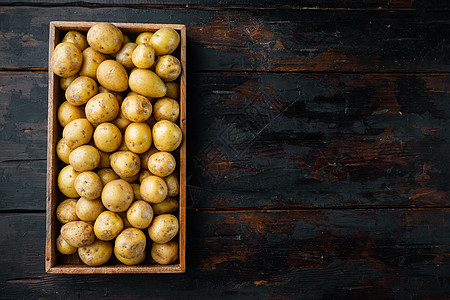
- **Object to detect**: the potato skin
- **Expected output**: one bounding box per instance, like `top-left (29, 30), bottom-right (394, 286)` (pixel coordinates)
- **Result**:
top-left (76, 197), bottom-right (105, 222)
top-left (58, 165), bottom-right (80, 198)
top-left (112, 109), bottom-right (132, 133)
top-left (139, 170), bottom-right (152, 183)
top-left (135, 32), bottom-right (154, 45)
top-left (51, 42), bottom-right (82, 77)
top-left (148, 151), bottom-right (176, 177)
top-left (94, 211), bottom-right (124, 241)
top-left (56, 138), bottom-right (71, 164)
top-left (57, 101), bottom-right (86, 127)
top-left (131, 43), bottom-right (155, 69)
top-left (96, 60), bottom-right (129, 92)
top-left (56, 234), bottom-right (78, 255)
top-left (129, 69), bottom-right (167, 98)
top-left (127, 200), bottom-right (153, 229)
top-left (155, 55), bottom-right (181, 82)
top-left (97, 150), bottom-right (111, 168)
top-left (140, 175), bottom-right (168, 204)
top-left (56, 198), bottom-right (79, 224)
top-left (78, 239), bottom-right (113, 266)
top-left (139, 147), bottom-right (159, 170)
top-left (110, 151), bottom-right (141, 178)
top-left (119, 173), bottom-right (139, 184)
top-left (152, 120), bottom-right (182, 152)
top-left (152, 197), bottom-right (178, 215)
top-left (63, 118), bottom-right (93, 150)
top-left (62, 31), bottom-right (88, 51)
top-left (148, 214), bottom-right (179, 243)
top-left (60, 221), bottom-right (95, 248)
top-left (87, 23), bottom-right (123, 54)
top-left (69, 145), bottom-right (100, 172)
top-left (151, 240), bottom-right (178, 265)
top-left (60, 74), bottom-right (79, 91)
top-left (165, 81), bottom-right (179, 100)
top-left (124, 122), bottom-right (152, 154)
top-left (153, 97), bottom-right (179, 122)
top-left (115, 228), bottom-right (146, 259)
top-left (116, 42), bottom-right (137, 69)
top-left (74, 171), bottom-right (103, 200)
top-left (93, 122), bottom-right (122, 152)
top-left (79, 47), bottom-right (109, 80)
top-left (150, 27), bottom-right (180, 56)
top-left (65, 76), bottom-right (98, 106)
top-left (164, 174), bottom-right (179, 197)
top-left (85, 92), bottom-right (120, 126)
top-left (115, 247), bottom-right (146, 265)
top-left (101, 179), bottom-right (134, 212)
top-left (97, 168), bottom-right (119, 186)
top-left (121, 94), bottom-right (152, 122)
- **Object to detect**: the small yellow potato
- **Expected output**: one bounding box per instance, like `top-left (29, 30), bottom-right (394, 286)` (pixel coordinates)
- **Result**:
top-left (78, 239), bottom-right (113, 266)
top-left (56, 138), bottom-right (71, 164)
top-left (148, 214), bottom-right (179, 243)
top-left (116, 42), bottom-right (138, 69)
top-left (50, 42), bottom-right (82, 77)
top-left (57, 101), bottom-right (86, 127)
top-left (151, 240), bottom-right (178, 265)
top-left (115, 228), bottom-right (146, 259)
top-left (85, 92), bottom-right (120, 126)
top-left (119, 173), bottom-right (139, 183)
top-left (74, 171), bottom-right (103, 200)
top-left (57, 165), bottom-right (80, 198)
top-left (130, 183), bottom-right (142, 200)
top-left (96, 60), bottom-right (129, 92)
top-left (79, 47), bottom-right (109, 80)
top-left (121, 94), bottom-right (152, 122)
top-left (151, 197), bottom-right (178, 215)
top-left (56, 198), bottom-right (79, 224)
top-left (129, 69), bottom-right (167, 98)
top-left (112, 109), bottom-right (132, 133)
top-left (124, 122), bottom-right (152, 154)
top-left (110, 151), bottom-right (141, 178)
top-left (165, 81), bottom-right (179, 100)
top-left (139, 146), bottom-right (159, 170)
top-left (87, 23), bottom-right (123, 54)
top-left (153, 97), bottom-right (179, 122)
top-left (150, 27), bottom-right (180, 56)
top-left (94, 211), bottom-right (124, 241)
top-left (93, 122), bottom-right (122, 152)
top-left (152, 120), bottom-right (182, 152)
top-left (135, 32), bottom-right (154, 45)
top-left (101, 179), bottom-right (134, 212)
top-left (126, 91), bottom-right (154, 104)
top-left (60, 74), bottom-right (79, 91)
top-left (164, 174), bottom-right (179, 197)
top-left (98, 86), bottom-right (124, 104)
top-left (97, 150), bottom-right (111, 168)
top-left (139, 170), bottom-right (152, 183)
top-left (62, 30), bottom-right (88, 51)
top-left (76, 197), bottom-right (105, 222)
top-left (60, 221), bottom-right (95, 248)
top-left (127, 200), bottom-right (153, 229)
top-left (131, 43), bottom-right (155, 69)
top-left (148, 151), bottom-right (176, 177)
top-left (115, 247), bottom-right (146, 265)
top-left (140, 175), bottom-right (168, 204)
top-left (69, 145), bottom-right (100, 172)
top-left (63, 118), bottom-right (93, 150)
top-left (65, 76), bottom-right (98, 106)
top-left (155, 55), bottom-right (181, 82)
top-left (97, 168), bottom-right (119, 186)
top-left (56, 234), bottom-right (77, 255)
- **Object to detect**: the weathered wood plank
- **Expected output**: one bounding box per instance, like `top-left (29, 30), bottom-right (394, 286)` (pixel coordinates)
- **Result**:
top-left (1, 72), bottom-right (449, 209)
top-left (1, 7), bottom-right (450, 72)
top-left (1, 210), bottom-right (449, 299)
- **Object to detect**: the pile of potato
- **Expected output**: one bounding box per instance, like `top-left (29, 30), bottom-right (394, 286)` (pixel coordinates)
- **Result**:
top-left (51, 23), bottom-right (183, 266)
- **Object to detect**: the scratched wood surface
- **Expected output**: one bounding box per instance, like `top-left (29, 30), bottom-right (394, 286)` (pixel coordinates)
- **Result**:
top-left (0, 1), bottom-right (449, 299)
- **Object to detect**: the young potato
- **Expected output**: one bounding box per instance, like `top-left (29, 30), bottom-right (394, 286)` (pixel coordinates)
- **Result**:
top-left (119, 173), bottom-right (140, 183)
top-left (56, 198), bottom-right (79, 224)
top-left (129, 69), bottom-right (167, 98)
top-left (148, 214), bottom-right (179, 243)
top-left (139, 146), bottom-right (159, 170)
top-left (140, 175), bottom-right (168, 204)
top-left (78, 239), bottom-right (113, 266)
top-left (56, 138), bottom-right (71, 164)
top-left (87, 23), bottom-right (123, 54)
top-left (135, 32), bottom-right (154, 45)
top-left (56, 234), bottom-right (77, 255)
top-left (151, 240), bottom-right (178, 265)
top-left (65, 76), bottom-right (98, 106)
top-left (85, 93), bottom-right (120, 125)
top-left (97, 168), bottom-right (119, 186)
top-left (50, 42), bottom-right (82, 77)
top-left (61, 221), bottom-right (95, 248)
top-left (112, 109), bottom-right (132, 133)
top-left (96, 60), bottom-right (129, 92)
top-left (76, 197), bottom-right (105, 222)
top-left (79, 47), bottom-right (109, 80)
top-left (150, 27), bottom-right (180, 56)
top-left (116, 42), bottom-right (137, 69)
top-left (93, 122), bottom-right (122, 152)
top-left (63, 118), bottom-right (93, 150)
top-left (62, 30), bottom-right (88, 51)
top-left (127, 200), bottom-right (153, 229)
top-left (155, 55), bottom-right (181, 82)
top-left (110, 151), bottom-right (141, 178)
top-left (58, 165), bottom-right (80, 198)
top-left (139, 170), bottom-right (152, 183)
top-left (94, 211), bottom-right (124, 240)
top-left (121, 94), bottom-right (152, 122)
top-left (151, 197), bottom-right (178, 215)
top-left (115, 228), bottom-right (146, 259)
top-left (98, 86), bottom-right (124, 104)
top-left (153, 97), bottom-right (179, 122)
top-left (69, 145), bottom-right (100, 172)
top-left (60, 74), bottom-right (79, 91)
top-left (101, 179), bottom-right (134, 212)
top-left (152, 120), bottom-right (182, 152)
top-left (148, 152), bottom-right (176, 177)
top-left (131, 43), bottom-right (155, 69)
top-left (127, 91), bottom-right (154, 104)
top-left (97, 150), bottom-right (111, 168)
top-left (74, 171), bottom-right (103, 200)
top-left (115, 247), bottom-right (146, 265)
top-left (124, 122), bottom-right (152, 154)
top-left (130, 183), bottom-right (142, 200)
top-left (165, 81), bottom-right (180, 100)
top-left (57, 101), bottom-right (86, 127)
top-left (164, 174), bottom-right (179, 197)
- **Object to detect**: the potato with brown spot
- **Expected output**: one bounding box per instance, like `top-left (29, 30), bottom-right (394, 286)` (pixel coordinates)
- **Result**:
top-left (116, 42), bottom-right (137, 69)
top-left (50, 42), bottom-right (83, 77)
top-left (148, 214), bottom-right (179, 243)
top-left (121, 94), bottom-right (152, 122)
top-left (96, 60), bottom-right (128, 92)
top-left (115, 247), bottom-right (146, 265)
top-left (97, 168), bottom-right (119, 186)
top-left (56, 138), bottom-right (71, 164)
top-left (85, 92), bottom-right (120, 126)
top-left (58, 165), bottom-right (80, 198)
top-left (56, 234), bottom-right (77, 255)
top-left (150, 27), bottom-right (180, 56)
top-left (152, 197), bottom-right (178, 215)
top-left (131, 43), bottom-right (155, 69)
top-left (87, 23), bottom-right (123, 54)
top-left (57, 101), bottom-right (86, 127)
top-left (164, 174), bottom-right (179, 197)
top-left (56, 198), bottom-right (79, 224)
top-left (127, 200), bottom-right (153, 229)
top-left (69, 145), bottom-right (100, 172)
top-left (79, 47), bottom-right (109, 80)
top-left (155, 55), bottom-right (181, 82)
top-left (110, 151), bottom-right (141, 178)
top-left (65, 76), bottom-right (98, 106)
top-left (135, 32), bottom-right (154, 45)
top-left (78, 239), bottom-right (113, 266)
top-left (153, 97), bottom-right (179, 122)
top-left (60, 221), bottom-right (95, 248)
top-left (152, 120), bottom-right (182, 152)
top-left (93, 122), bottom-right (122, 152)
top-left (115, 228), bottom-right (146, 259)
top-left (148, 151), bottom-right (176, 177)
top-left (129, 69), bottom-right (167, 98)
top-left (94, 211), bottom-right (124, 241)
top-left (74, 171), bottom-right (103, 200)
top-left (62, 30), bottom-right (88, 51)
top-left (140, 175), bottom-right (167, 204)
top-left (98, 86), bottom-right (124, 104)
top-left (139, 146), bottom-right (159, 170)
top-left (63, 118), bottom-right (93, 150)
top-left (125, 122), bottom-right (152, 154)
top-left (151, 240), bottom-right (178, 265)
top-left (76, 197), bottom-right (105, 222)
top-left (101, 179), bottom-right (134, 212)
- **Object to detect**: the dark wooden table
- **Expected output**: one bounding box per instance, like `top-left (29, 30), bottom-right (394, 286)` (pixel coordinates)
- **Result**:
top-left (1, 1), bottom-right (449, 299)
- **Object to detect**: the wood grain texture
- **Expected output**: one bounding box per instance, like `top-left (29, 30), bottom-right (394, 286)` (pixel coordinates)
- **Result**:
top-left (1, 7), bottom-right (450, 72)
top-left (1, 210), bottom-right (449, 299)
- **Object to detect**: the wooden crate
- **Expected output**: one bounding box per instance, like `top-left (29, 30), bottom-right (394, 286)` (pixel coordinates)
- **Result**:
top-left (46, 21), bottom-right (186, 273)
